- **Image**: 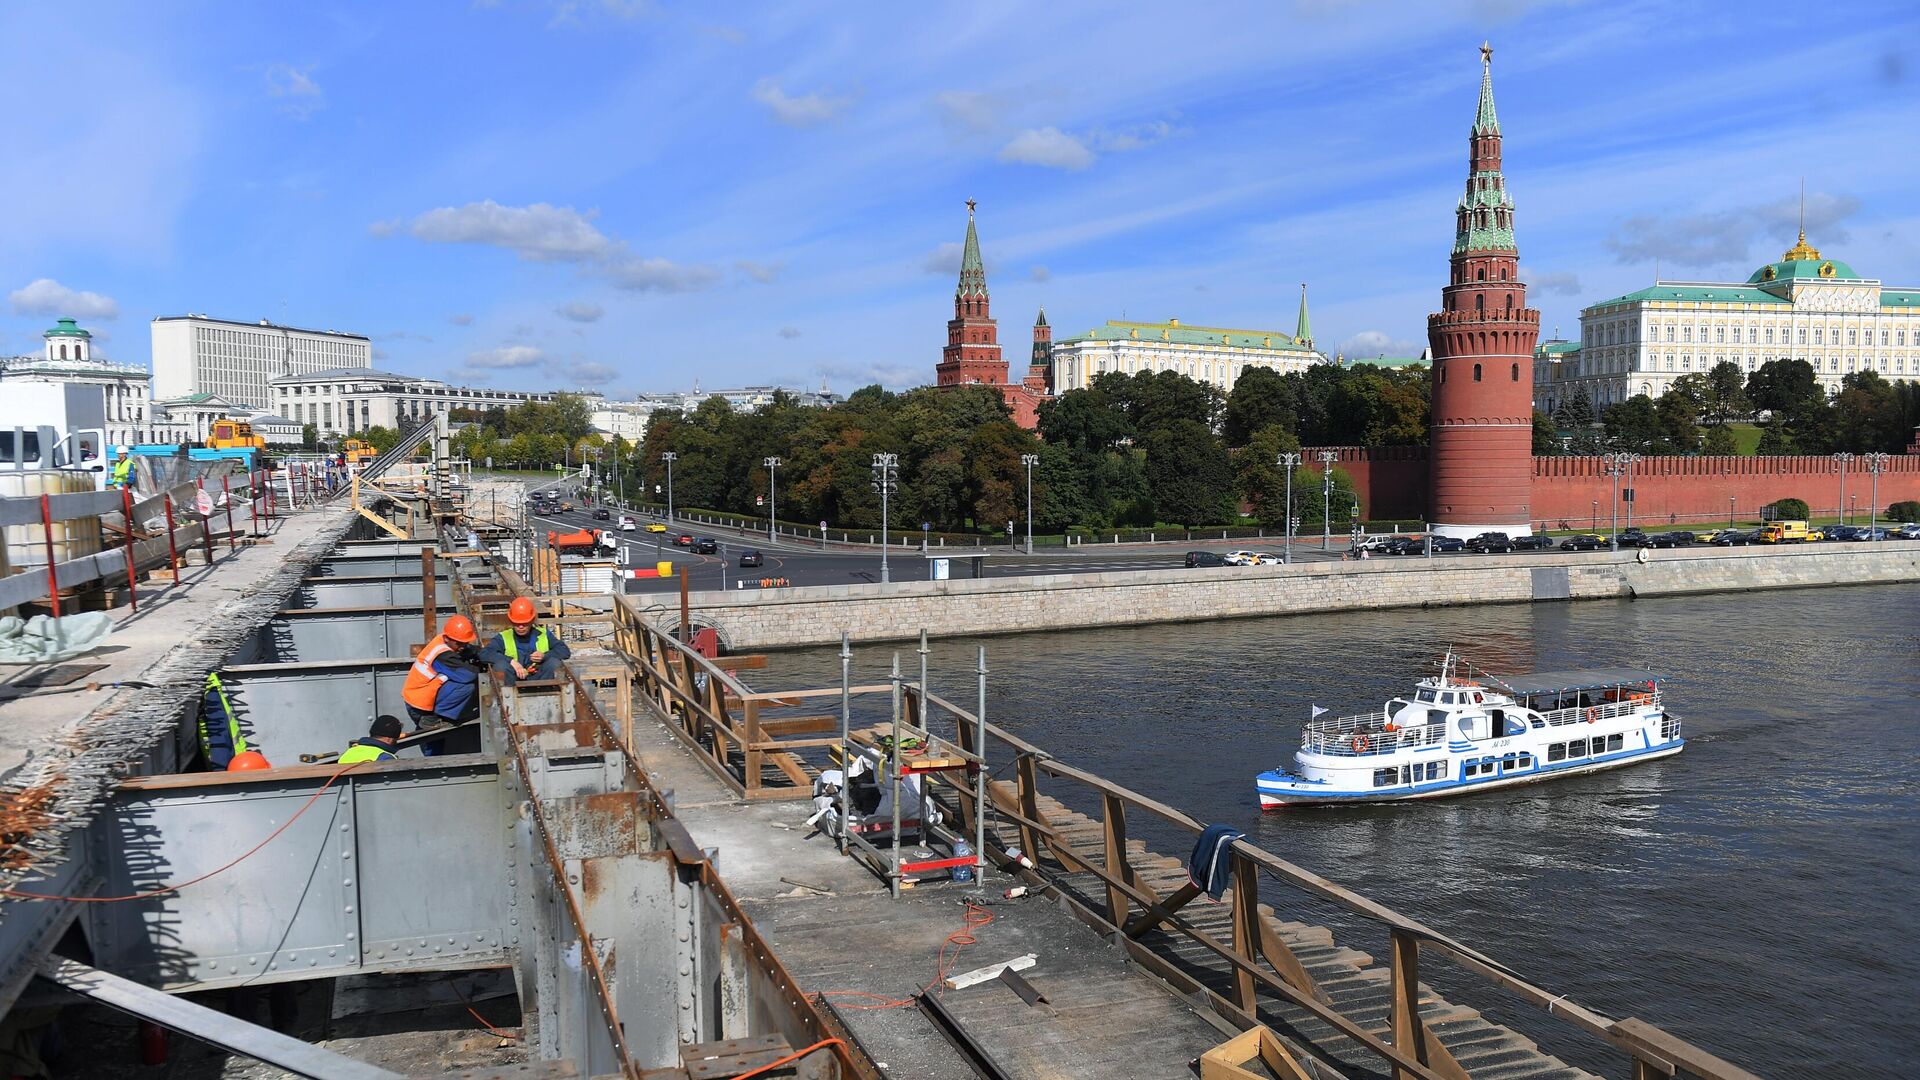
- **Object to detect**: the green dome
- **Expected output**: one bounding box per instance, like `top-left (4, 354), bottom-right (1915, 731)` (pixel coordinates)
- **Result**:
top-left (44, 317), bottom-right (91, 338)
top-left (1747, 258), bottom-right (1860, 284)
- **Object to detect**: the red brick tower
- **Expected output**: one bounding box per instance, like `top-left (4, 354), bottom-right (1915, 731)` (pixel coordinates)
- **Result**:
top-left (1024, 308), bottom-right (1052, 394)
top-left (936, 200), bottom-right (1009, 388)
top-left (1427, 44), bottom-right (1540, 536)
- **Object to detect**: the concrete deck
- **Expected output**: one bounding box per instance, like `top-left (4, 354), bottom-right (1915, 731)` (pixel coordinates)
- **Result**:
top-left (625, 707), bottom-right (1234, 1079)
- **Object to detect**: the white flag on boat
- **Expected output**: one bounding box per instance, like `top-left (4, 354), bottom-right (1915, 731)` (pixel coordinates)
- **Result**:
top-left (1310, 705), bottom-right (1328, 719)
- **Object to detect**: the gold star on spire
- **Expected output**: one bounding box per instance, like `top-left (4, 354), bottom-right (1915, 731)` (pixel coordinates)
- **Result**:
top-left (966, 198), bottom-right (977, 219)
top-left (1480, 41), bottom-right (1492, 65)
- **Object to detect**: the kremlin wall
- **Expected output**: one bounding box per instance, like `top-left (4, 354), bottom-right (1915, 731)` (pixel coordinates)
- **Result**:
top-left (936, 48), bottom-right (1920, 532)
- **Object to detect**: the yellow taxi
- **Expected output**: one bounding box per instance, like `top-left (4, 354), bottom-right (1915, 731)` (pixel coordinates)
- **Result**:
top-left (645, 522), bottom-right (669, 533)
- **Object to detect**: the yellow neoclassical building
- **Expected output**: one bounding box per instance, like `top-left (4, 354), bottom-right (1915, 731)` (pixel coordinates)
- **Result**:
top-left (1534, 232), bottom-right (1920, 413)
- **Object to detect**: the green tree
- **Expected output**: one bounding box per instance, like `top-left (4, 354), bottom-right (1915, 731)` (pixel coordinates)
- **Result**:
top-left (1222, 367), bottom-right (1300, 446)
top-left (1532, 411), bottom-right (1563, 455)
top-left (1602, 395), bottom-right (1661, 451)
top-left (1700, 424), bottom-right (1738, 455)
top-left (1293, 464), bottom-right (1359, 530)
top-left (1833, 370), bottom-right (1901, 452)
top-left (1703, 361), bottom-right (1751, 426)
top-left (1554, 386), bottom-right (1596, 427)
top-left (1141, 419), bottom-right (1233, 524)
top-left (1653, 392), bottom-right (1701, 454)
top-left (1238, 425), bottom-right (1304, 528)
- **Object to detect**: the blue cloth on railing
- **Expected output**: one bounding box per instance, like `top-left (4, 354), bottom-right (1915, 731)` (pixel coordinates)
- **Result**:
top-left (1188, 824), bottom-right (1246, 900)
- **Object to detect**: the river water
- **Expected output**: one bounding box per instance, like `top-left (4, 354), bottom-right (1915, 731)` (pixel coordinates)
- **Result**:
top-left (759, 583), bottom-right (1919, 1078)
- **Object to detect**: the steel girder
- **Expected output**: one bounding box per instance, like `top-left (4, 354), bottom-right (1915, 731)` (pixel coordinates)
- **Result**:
top-left (217, 659), bottom-right (417, 761)
top-left (292, 576), bottom-right (454, 610)
top-left (230, 607), bottom-right (454, 666)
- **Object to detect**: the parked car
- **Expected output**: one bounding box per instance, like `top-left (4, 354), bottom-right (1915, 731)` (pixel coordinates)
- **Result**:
top-left (1464, 532), bottom-right (1513, 554)
top-left (738, 549), bottom-right (764, 568)
top-left (1856, 526), bottom-right (1893, 541)
top-left (1820, 525), bottom-right (1859, 541)
top-left (1558, 533), bottom-right (1606, 551)
top-left (592, 507), bottom-right (611, 520)
top-left (1647, 531), bottom-right (1694, 548)
top-left (1512, 535), bottom-right (1555, 551)
top-left (674, 533), bottom-right (695, 547)
top-left (1382, 536), bottom-right (1425, 555)
top-left (1248, 552), bottom-right (1283, 565)
top-left (1614, 530), bottom-right (1654, 548)
top-left (1184, 550), bottom-right (1228, 568)
top-left (1428, 536), bottom-right (1465, 553)
top-left (1711, 528), bottom-right (1756, 546)
top-left (1221, 550), bottom-right (1261, 566)
top-left (692, 537), bottom-right (718, 554)
top-left (618, 516), bottom-right (637, 531)
top-left (1352, 535), bottom-right (1395, 552)
top-left (1896, 523), bottom-right (1920, 540)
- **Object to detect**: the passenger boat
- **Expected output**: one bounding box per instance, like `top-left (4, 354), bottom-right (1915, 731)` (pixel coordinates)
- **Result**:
top-left (1255, 655), bottom-right (1683, 808)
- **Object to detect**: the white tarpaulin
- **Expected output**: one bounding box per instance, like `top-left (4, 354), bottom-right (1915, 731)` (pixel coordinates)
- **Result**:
top-left (0, 612), bottom-right (115, 664)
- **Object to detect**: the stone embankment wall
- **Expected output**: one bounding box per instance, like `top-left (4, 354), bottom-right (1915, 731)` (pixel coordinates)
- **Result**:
top-left (658, 545), bottom-right (1920, 651)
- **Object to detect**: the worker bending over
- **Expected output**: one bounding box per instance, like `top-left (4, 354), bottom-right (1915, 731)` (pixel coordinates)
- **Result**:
top-left (338, 715), bottom-right (404, 764)
top-left (480, 597), bottom-right (571, 686)
top-left (401, 616), bottom-right (484, 740)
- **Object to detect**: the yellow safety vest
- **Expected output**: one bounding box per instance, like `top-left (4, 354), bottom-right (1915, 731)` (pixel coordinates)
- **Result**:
top-left (339, 741), bottom-right (395, 765)
top-left (501, 626), bottom-right (550, 661)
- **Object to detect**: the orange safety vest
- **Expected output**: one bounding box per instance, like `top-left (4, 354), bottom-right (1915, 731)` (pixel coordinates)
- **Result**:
top-left (402, 635), bottom-right (455, 712)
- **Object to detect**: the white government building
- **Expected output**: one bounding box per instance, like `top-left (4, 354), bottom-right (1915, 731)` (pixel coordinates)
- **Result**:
top-left (1535, 233), bottom-right (1920, 413)
top-left (152, 314), bottom-right (372, 410)
top-left (269, 368), bottom-right (557, 435)
top-left (1048, 312), bottom-right (1327, 395)
top-left (591, 384), bottom-right (842, 443)
top-left (0, 319), bottom-right (172, 446)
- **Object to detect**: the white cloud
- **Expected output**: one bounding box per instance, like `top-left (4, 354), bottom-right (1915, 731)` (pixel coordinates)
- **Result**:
top-left (998, 127), bottom-right (1093, 170)
top-left (560, 360), bottom-right (619, 384)
top-left (934, 90), bottom-right (1002, 135)
top-left (752, 78), bottom-right (856, 128)
top-left (1338, 330), bottom-right (1424, 359)
top-left (605, 256), bottom-right (722, 292)
top-left (735, 259), bottom-right (784, 283)
top-left (1029, 265), bottom-right (1051, 283)
top-left (405, 200), bottom-right (615, 262)
top-left (1605, 192), bottom-right (1860, 268)
top-left (8, 278), bottom-right (120, 320)
top-left (814, 361), bottom-right (924, 390)
top-left (263, 64), bottom-right (325, 119)
top-left (447, 313), bottom-right (475, 326)
top-left (778, 326), bottom-right (802, 339)
top-left (922, 241), bottom-right (965, 274)
top-left (1091, 119), bottom-right (1183, 152)
top-left (466, 345), bottom-right (548, 369)
top-left (556, 301), bottom-right (604, 322)
top-left (1520, 267), bottom-right (1583, 296)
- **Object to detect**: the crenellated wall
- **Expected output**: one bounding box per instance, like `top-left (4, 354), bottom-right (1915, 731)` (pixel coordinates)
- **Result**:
top-left (1529, 454), bottom-right (1920, 528)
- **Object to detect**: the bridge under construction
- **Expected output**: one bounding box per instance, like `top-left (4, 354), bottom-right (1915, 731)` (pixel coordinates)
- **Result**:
top-left (0, 448), bottom-right (1767, 1079)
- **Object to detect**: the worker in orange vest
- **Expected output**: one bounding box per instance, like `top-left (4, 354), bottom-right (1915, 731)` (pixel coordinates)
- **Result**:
top-left (401, 616), bottom-right (484, 742)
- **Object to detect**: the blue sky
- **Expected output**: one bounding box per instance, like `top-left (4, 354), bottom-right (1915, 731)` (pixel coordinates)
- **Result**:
top-left (5, 2), bottom-right (1918, 398)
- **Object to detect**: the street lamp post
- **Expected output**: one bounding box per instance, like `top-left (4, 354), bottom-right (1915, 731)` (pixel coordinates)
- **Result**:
top-left (1622, 452), bottom-right (1640, 536)
top-left (1866, 452), bottom-right (1889, 538)
top-left (1591, 500), bottom-right (1597, 533)
top-left (872, 453), bottom-right (898, 584)
top-left (1834, 451), bottom-right (1853, 525)
top-left (763, 457), bottom-right (781, 542)
top-left (1020, 454), bottom-right (1038, 555)
top-left (1601, 451), bottom-right (1634, 550)
top-left (1277, 452), bottom-right (1300, 564)
top-left (1318, 450), bottom-right (1336, 551)
top-left (1729, 496), bottom-right (1736, 531)
top-left (661, 452), bottom-right (676, 524)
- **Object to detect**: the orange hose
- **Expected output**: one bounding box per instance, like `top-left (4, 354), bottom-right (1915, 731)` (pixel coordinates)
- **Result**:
top-left (727, 1038), bottom-right (844, 1080)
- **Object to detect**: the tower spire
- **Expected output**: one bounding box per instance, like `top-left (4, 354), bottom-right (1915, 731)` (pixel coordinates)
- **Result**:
top-left (957, 198), bottom-right (987, 299)
top-left (1474, 42), bottom-right (1499, 135)
top-left (1295, 283), bottom-right (1312, 346)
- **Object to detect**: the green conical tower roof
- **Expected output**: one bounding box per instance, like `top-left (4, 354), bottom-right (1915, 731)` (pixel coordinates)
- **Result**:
top-left (957, 199), bottom-right (987, 298)
top-left (1473, 42), bottom-right (1499, 135)
top-left (1294, 284), bottom-right (1312, 345)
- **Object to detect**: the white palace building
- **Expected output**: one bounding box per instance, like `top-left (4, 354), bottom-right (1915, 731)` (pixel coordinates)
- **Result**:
top-left (1535, 232), bottom-right (1920, 414)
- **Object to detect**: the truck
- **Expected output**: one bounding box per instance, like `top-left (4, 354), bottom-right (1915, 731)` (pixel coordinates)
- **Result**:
top-left (207, 417), bottom-right (267, 451)
top-left (1, 384), bottom-right (110, 484)
top-left (1757, 520), bottom-right (1811, 544)
top-left (343, 438), bottom-right (378, 465)
top-left (548, 527), bottom-right (616, 555)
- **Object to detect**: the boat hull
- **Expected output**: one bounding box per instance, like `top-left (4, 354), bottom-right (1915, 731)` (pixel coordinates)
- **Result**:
top-left (1257, 740), bottom-right (1684, 808)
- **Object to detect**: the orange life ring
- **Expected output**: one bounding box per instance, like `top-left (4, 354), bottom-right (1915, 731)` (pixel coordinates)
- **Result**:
top-left (1585, 707), bottom-right (1599, 724)
top-left (1352, 734), bottom-right (1371, 753)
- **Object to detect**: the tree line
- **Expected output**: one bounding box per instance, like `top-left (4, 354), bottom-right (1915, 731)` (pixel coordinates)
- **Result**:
top-left (1540, 358), bottom-right (1920, 456)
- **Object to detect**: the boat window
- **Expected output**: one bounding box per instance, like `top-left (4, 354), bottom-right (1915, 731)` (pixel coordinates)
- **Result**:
top-left (1434, 762), bottom-right (1448, 779)
top-left (1373, 768), bottom-right (1397, 788)
top-left (1416, 689), bottom-right (1435, 703)
top-left (1429, 710), bottom-right (1448, 726)
top-left (1401, 766), bottom-right (1414, 785)
top-left (1517, 754), bottom-right (1532, 768)
top-left (1530, 718), bottom-right (1546, 730)
top-left (1425, 762), bottom-right (1441, 780)
top-left (1567, 739), bottom-right (1588, 757)
top-left (1463, 763), bottom-right (1478, 778)
top-left (1438, 692), bottom-right (1452, 704)
top-left (1607, 733), bottom-right (1623, 752)
top-left (1548, 743), bottom-right (1566, 762)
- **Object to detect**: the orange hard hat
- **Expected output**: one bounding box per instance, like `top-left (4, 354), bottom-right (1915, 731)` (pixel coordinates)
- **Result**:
top-left (442, 615), bottom-right (477, 643)
top-left (227, 750), bottom-right (272, 772)
top-left (508, 597), bottom-right (537, 625)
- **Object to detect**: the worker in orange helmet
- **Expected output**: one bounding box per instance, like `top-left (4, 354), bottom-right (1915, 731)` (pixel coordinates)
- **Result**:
top-left (479, 597), bottom-right (571, 686)
top-left (227, 750), bottom-right (272, 771)
top-left (401, 615), bottom-right (485, 750)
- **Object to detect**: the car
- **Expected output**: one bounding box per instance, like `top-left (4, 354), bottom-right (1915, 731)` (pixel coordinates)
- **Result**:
top-left (1352, 535), bottom-right (1395, 552)
top-left (1381, 536), bottom-right (1425, 555)
top-left (1428, 536), bottom-right (1465, 553)
top-left (1184, 550), bottom-right (1228, 568)
top-left (1248, 552), bottom-right (1283, 565)
top-left (675, 533), bottom-right (695, 547)
top-left (1693, 529), bottom-right (1735, 544)
top-left (618, 516), bottom-right (637, 531)
top-left (1221, 550), bottom-right (1261, 566)
top-left (559, 501), bottom-right (575, 513)
top-left (1820, 525), bottom-right (1858, 541)
top-left (692, 537), bottom-right (718, 554)
top-left (1615, 530), bottom-right (1654, 548)
top-left (1557, 534), bottom-right (1605, 551)
top-left (1857, 526), bottom-right (1893, 541)
top-left (1512, 535), bottom-right (1555, 551)
top-left (738, 550), bottom-right (763, 568)
top-left (1711, 528), bottom-right (1756, 546)
top-left (1464, 532), bottom-right (1512, 554)
top-left (645, 522), bottom-right (669, 533)
top-left (1646, 531), bottom-right (1694, 548)
top-left (1805, 527), bottom-right (1827, 542)
top-left (1896, 523), bottom-right (1920, 539)
top-left (592, 507), bottom-right (610, 520)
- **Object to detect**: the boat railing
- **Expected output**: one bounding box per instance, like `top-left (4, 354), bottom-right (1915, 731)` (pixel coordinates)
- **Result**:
top-left (1536, 693), bottom-right (1660, 728)
top-left (1301, 710), bottom-right (1445, 757)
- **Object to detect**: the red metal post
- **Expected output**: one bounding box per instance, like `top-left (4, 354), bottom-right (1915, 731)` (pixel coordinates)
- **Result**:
top-left (163, 493), bottom-right (180, 571)
top-left (222, 474), bottom-right (236, 550)
top-left (121, 487), bottom-right (138, 612)
top-left (39, 494), bottom-right (60, 617)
